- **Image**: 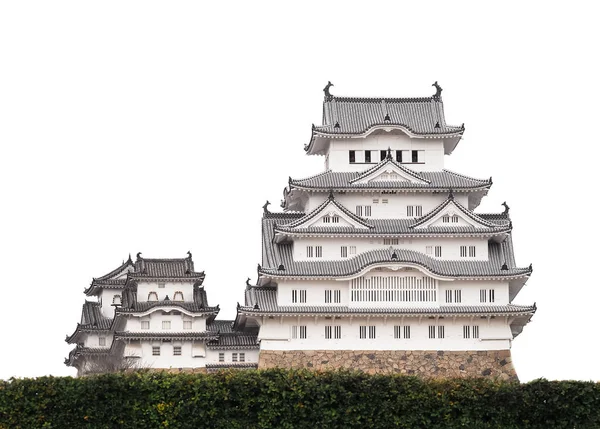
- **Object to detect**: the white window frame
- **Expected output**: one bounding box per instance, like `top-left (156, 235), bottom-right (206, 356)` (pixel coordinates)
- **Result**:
top-left (162, 321), bottom-right (171, 330)
top-left (141, 320), bottom-right (150, 330)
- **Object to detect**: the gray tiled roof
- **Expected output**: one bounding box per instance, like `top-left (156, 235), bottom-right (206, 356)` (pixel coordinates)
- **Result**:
top-left (114, 332), bottom-right (218, 341)
top-left (95, 256), bottom-right (135, 281)
top-left (315, 96), bottom-right (463, 136)
top-left (207, 320), bottom-right (235, 334)
top-left (206, 334), bottom-right (259, 350)
top-left (289, 168), bottom-right (491, 191)
top-left (275, 195), bottom-right (509, 238)
top-left (117, 300), bottom-right (219, 315)
top-left (64, 345), bottom-right (110, 366)
top-left (66, 301), bottom-right (113, 343)
top-left (262, 214), bottom-right (529, 280)
top-left (241, 287), bottom-right (536, 316)
top-left (131, 255), bottom-right (205, 280)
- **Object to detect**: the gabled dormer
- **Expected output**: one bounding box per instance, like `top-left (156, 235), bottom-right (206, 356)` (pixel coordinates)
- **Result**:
top-left (274, 194), bottom-right (373, 243)
top-left (411, 193), bottom-right (500, 230)
top-left (349, 149), bottom-right (431, 185)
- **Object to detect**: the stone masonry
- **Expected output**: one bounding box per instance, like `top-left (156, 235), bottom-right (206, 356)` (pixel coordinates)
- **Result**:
top-left (259, 350), bottom-right (517, 381)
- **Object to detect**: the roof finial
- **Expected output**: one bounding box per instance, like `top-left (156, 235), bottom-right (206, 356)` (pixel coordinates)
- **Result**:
top-left (328, 189), bottom-right (335, 201)
top-left (502, 201), bottom-right (510, 215)
top-left (448, 189), bottom-right (454, 200)
top-left (501, 262), bottom-right (508, 271)
top-left (187, 251), bottom-right (192, 259)
top-left (384, 113), bottom-right (390, 122)
top-left (529, 263), bottom-right (533, 272)
top-left (432, 81), bottom-right (443, 100)
top-left (323, 81), bottom-right (334, 100)
top-left (127, 254), bottom-right (132, 263)
top-left (246, 277), bottom-right (251, 287)
top-left (136, 252), bottom-right (142, 260)
top-left (391, 252), bottom-right (398, 261)
top-left (386, 147), bottom-right (393, 160)
top-left (262, 200), bottom-right (271, 214)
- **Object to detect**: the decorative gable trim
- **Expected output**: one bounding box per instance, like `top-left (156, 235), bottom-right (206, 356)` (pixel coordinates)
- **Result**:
top-left (411, 194), bottom-right (498, 230)
top-left (278, 194), bottom-right (374, 231)
top-left (349, 153), bottom-right (430, 185)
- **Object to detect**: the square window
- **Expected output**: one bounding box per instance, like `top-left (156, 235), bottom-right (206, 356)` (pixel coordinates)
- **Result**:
top-left (141, 321), bottom-right (150, 330)
top-left (99, 337), bottom-right (106, 347)
top-left (183, 320), bottom-right (192, 330)
top-left (173, 346), bottom-right (182, 356)
top-left (162, 321), bottom-right (171, 330)
top-left (158, 283), bottom-right (165, 288)
top-left (152, 346), bottom-right (160, 356)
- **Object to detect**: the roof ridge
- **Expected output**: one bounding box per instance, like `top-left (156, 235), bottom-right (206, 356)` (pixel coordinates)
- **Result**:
top-left (328, 96), bottom-right (437, 103)
top-left (349, 157), bottom-right (430, 185)
top-left (442, 169), bottom-right (491, 183)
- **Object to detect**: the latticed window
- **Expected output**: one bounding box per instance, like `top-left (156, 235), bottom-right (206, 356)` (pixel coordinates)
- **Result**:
top-left (141, 321), bottom-right (150, 330)
top-left (173, 346), bottom-right (182, 356)
top-left (183, 320), bottom-right (192, 330)
top-left (435, 246), bottom-right (442, 257)
top-left (239, 353), bottom-right (245, 362)
top-left (442, 215), bottom-right (450, 223)
top-left (452, 215), bottom-right (459, 223)
top-left (315, 246), bottom-right (322, 258)
top-left (341, 246), bottom-right (348, 258)
top-left (232, 353), bottom-right (238, 362)
top-left (152, 346), bottom-right (160, 356)
top-left (394, 325), bottom-right (411, 339)
top-left (219, 352), bottom-right (224, 362)
top-left (469, 246), bottom-right (476, 257)
top-left (162, 321), bottom-right (171, 330)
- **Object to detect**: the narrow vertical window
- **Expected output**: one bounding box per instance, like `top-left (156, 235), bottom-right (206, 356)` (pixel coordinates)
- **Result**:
top-left (442, 215), bottom-right (450, 223)
top-left (368, 326), bottom-right (376, 339)
top-left (404, 326), bottom-right (411, 339)
top-left (325, 326), bottom-right (332, 339)
top-left (489, 289), bottom-right (495, 303)
top-left (415, 206), bottom-right (422, 217)
top-left (426, 245), bottom-right (432, 255)
top-left (306, 246), bottom-right (313, 258)
top-left (315, 246), bottom-right (323, 258)
top-left (452, 215), bottom-right (459, 223)
top-left (365, 151), bottom-right (371, 163)
top-left (480, 289), bottom-right (487, 303)
top-left (323, 215), bottom-right (330, 224)
top-left (473, 326), bottom-right (480, 339)
top-left (299, 326), bottom-right (307, 339)
top-left (332, 215), bottom-right (339, 223)
top-left (411, 150), bottom-right (418, 163)
top-left (162, 321), bottom-right (171, 330)
top-left (183, 320), bottom-right (192, 330)
top-left (239, 352), bottom-right (246, 362)
top-left (334, 326), bottom-right (342, 339)
top-left (292, 290), bottom-right (298, 303)
top-left (407, 206), bottom-right (414, 217)
top-left (219, 352), bottom-right (225, 362)
top-left (98, 337), bottom-right (106, 347)
top-left (365, 206), bottom-right (372, 216)
top-left (325, 290), bottom-right (332, 303)
top-left (356, 205), bottom-right (363, 216)
top-left (460, 246), bottom-right (467, 257)
top-left (291, 326), bottom-right (298, 339)
top-left (438, 326), bottom-right (445, 339)
top-left (445, 290), bottom-right (453, 303)
top-left (299, 290), bottom-right (307, 303)
top-left (232, 353), bottom-right (238, 362)
top-left (396, 150), bottom-right (402, 163)
top-left (454, 290), bottom-right (462, 303)
top-left (435, 246), bottom-right (442, 257)
top-left (334, 290), bottom-right (341, 303)
top-left (428, 325), bottom-right (436, 339)
top-left (349, 150), bottom-right (356, 163)
top-left (380, 150), bottom-right (387, 161)
top-left (350, 246), bottom-right (356, 255)
top-left (359, 326), bottom-right (367, 339)
top-left (141, 321), bottom-right (150, 330)
top-left (341, 246), bottom-right (348, 258)
top-left (394, 325), bottom-right (401, 339)
top-left (469, 246), bottom-right (476, 257)
top-left (463, 325), bottom-right (471, 339)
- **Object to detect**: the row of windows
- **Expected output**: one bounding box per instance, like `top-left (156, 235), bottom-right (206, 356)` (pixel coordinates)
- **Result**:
top-left (218, 352), bottom-right (246, 362)
top-left (442, 214), bottom-right (460, 223)
top-left (354, 205), bottom-right (423, 218)
top-left (147, 291), bottom-right (184, 302)
top-left (306, 244), bottom-right (477, 259)
top-left (141, 320), bottom-right (193, 330)
top-left (290, 325), bottom-right (482, 340)
top-left (445, 289), bottom-right (496, 303)
top-left (152, 345), bottom-right (182, 356)
top-left (349, 150), bottom-right (425, 164)
top-left (292, 289), bottom-right (342, 304)
top-left (322, 215), bottom-right (340, 224)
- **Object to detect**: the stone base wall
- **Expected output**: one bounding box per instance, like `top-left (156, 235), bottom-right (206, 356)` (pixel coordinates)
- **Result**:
top-left (258, 350), bottom-right (517, 380)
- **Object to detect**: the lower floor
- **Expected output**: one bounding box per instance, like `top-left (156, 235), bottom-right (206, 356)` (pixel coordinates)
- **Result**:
top-left (258, 349), bottom-right (517, 380)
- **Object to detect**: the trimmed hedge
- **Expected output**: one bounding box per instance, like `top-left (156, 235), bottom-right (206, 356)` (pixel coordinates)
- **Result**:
top-left (0, 370), bottom-right (598, 428)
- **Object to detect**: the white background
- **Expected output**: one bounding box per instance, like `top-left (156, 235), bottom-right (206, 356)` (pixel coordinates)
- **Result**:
top-left (1, 1), bottom-right (598, 382)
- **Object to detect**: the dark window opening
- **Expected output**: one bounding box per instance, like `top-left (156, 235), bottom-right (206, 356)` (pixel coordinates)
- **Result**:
top-left (412, 150), bottom-right (418, 163)
top-left (349, 150), bottom-right (355, 163)
top-left (396, 150), bottom-right (402, 163)
top-left (380, 150), bottom-right (387, 161)
top-left (365, 151), bottom-right (371, 163)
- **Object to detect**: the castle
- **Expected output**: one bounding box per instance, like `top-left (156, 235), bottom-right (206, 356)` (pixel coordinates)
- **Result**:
top-left (66, 83), bottom-right (534, 379)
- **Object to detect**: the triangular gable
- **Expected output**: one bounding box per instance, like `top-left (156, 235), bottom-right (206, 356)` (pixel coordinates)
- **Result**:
top-left (350, 155), bottom-right (430, 185)
top-left (281, 195), bottom-right (373, 230)
top-left (95, 258), bottom-right (135, 281)
top-left (411, 196), bottom-right (498, 230)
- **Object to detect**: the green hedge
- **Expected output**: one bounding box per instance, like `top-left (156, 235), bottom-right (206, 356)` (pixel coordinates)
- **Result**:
top-left (1, 370), bottom-right (598, 428)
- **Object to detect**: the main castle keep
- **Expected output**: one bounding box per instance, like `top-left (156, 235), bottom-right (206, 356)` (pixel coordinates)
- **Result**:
top-left (66, 83), bottom-right (535, 379)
